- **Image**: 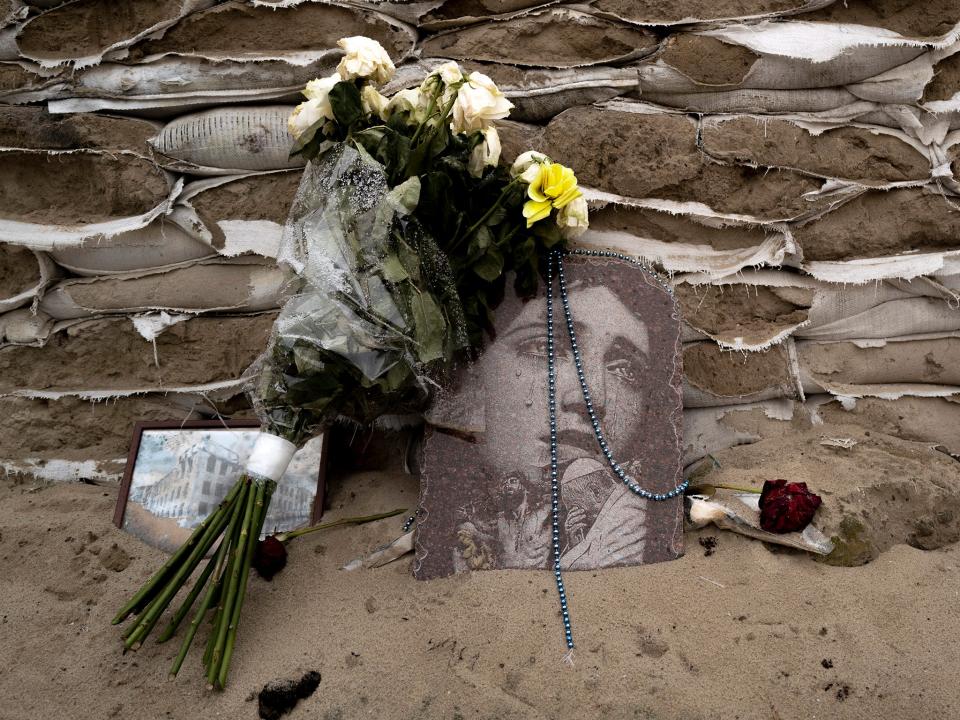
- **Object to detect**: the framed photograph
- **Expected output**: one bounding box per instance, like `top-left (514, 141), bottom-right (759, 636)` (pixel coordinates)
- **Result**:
top-left (114, 420), bottom-right (327, 552)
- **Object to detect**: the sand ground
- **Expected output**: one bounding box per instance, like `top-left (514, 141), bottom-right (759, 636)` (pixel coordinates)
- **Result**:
top-left (2, 429), bottom-right (959, 720)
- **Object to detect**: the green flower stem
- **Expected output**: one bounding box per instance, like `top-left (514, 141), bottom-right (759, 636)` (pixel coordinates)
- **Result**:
top-left (216, 480), bottom-right (271, 689)
top-left (409, 80), bottom-right (442, 146)
top-left (274, 508), bottom-right (407, 543)
top-left (170, 484), bottom-right (247, 678)
top-left (203, 492), bottom-right (248, 671)
top-left (692, 483), bottom-right (762, 494)
top-left (123, 498), bottom-right (235, 650)
top-left (452, 179), bottom-right (522, 251)
top-left (160, 478), bottom-right (248, 647)
top-left (112, 481), bottom-right (242, 625)
top-left (155, 552), bottom-right (217, 644)
top-left (206, 477), bottom-right (257, 688)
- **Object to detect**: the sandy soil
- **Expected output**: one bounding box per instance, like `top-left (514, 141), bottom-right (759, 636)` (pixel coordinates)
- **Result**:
top-left (2, 426), bottom-right (959, 720)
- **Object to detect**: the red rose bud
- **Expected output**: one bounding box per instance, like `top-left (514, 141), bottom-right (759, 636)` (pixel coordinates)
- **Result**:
top-left (758, 480), bottom-right (822, 534)
top-left (253, 535), bottom-right (288, 580)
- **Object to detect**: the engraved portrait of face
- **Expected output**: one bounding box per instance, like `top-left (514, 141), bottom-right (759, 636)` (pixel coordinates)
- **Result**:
top-left (416, 256), bottom-right (684, 579)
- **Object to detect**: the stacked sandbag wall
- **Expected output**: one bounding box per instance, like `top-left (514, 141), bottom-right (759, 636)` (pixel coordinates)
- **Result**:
top-left (1, 0), bottom-right (959, 481)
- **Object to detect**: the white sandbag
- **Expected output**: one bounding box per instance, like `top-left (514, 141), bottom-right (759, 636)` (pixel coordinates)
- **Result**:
top-left (797, 336), bottom-right (960, 396)
top-left (39, 257), bottom-right (289, 319)
top-left (48, 213), bottom-right (216, 275)
top-left (0, 307), bottom-right (54, 345)
top-left (640, 24), bottom-right (928, 96)
top-left (420, 6), bottom-right (658, 68)
top-left (642, 87), bottom-right (862, 114)
top-left (675, 269), bottom-right (960, 345)
top-left (46, 56), bottom-right (334, 116)
top-left (0, 148), bottom-right (181, 248)
top-left (0, 244), bottom-right (55, 312)
top-left (845, 53), bottom-right (936, 105)
top-left (150, 106), bottom-right (303, 175)
top-left (801, 251), bottom-right (960, 284)
top-left (15, 0), bottom-right (217, 68)
top-left (801, 291), bottom-right (960, 341)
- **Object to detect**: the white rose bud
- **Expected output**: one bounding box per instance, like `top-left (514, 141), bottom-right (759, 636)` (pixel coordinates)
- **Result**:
top-left (451, 71), bottom-right (513, 134)
top-left (337, 36), bottom-right (395, 86)
top-left (467, 126), bottom-right (502, 177)
top-left (556, 195), bottom-right (589, 239)
top-left (361, 85), bottom-right (390, 119)
top-left (384, 87), bottom-right (430, 124)
top-left (288, 97), bottom-right (332, 141)
top-left (510, 150), bottom-right (549, 179)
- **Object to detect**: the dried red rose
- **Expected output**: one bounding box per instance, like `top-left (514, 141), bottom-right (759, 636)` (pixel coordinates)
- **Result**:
top-left (253, 535), bottom-right (288, 580)
top-left (758, 480), bottom-right (822, 534)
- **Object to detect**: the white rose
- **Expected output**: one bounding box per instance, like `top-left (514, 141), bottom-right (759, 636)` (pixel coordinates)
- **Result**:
top-left (556, 195), bottom-right (589, 239)
top-left (467, 126), bottom-right (502, 177)
top-left (361, 85), bottom-right (390, 119)
top-left (450, 72), bottom-right (513, 134)
top-left (384, 87), bottom-right (430, 124)
top-left (435, 61), bottom-right (463, 86)
top-left (464, 71), bottom-right (499, 95)
top-left (337, 36), bottom-right (395, 86)
top-left (302, 73), bottom-right (340, 103)
top-left (288, 97), bottom-right (332, 141)
top-left (510, 150), bottom-right (549, 179)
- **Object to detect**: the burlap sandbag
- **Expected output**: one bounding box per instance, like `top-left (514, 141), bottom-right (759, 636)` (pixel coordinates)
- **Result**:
top-left (0, 148), bottom-right (180, 248)
top-left (420, 6), bottom-right (659, 68)
top-left (0, 244), bottom-right (55, 312)
top-left (15, 0), bottom-right (216, 67)
top-left (0, 313), bottom-right (275, 396)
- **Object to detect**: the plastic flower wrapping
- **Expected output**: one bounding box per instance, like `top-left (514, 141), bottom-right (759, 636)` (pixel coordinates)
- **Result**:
top-left (113, 37), bottom-right (589, 689)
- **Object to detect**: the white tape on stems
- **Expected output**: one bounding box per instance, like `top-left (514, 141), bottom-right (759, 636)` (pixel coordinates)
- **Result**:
top-left (245, 433), bottom-right (297, 481)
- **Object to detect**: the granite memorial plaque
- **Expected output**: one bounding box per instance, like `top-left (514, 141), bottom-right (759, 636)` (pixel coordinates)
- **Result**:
top-left (415, 254), bottom-right (684, 579)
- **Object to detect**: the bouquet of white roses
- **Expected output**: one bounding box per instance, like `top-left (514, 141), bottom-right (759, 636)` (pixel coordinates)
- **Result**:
top-left (113, 36), bottom-right (589, 690)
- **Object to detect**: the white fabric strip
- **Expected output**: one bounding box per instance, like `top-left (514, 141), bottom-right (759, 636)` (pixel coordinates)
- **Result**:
top-left (245, 432), bottom-right (297, 481)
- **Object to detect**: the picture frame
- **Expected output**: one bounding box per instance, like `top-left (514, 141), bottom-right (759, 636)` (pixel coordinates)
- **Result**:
top-left (114, 420), bottom-right (327, 552)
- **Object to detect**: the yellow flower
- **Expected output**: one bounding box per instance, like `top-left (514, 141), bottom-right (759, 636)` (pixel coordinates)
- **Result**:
top-left (520, 160), bottom-right (582, 228)
top-left (522, 199), bottom-right (552, 226)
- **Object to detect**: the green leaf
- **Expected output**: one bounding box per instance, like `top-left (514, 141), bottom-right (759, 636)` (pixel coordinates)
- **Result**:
top-left (410, 292), bottom-right (446, 363)
top-left (474, 247), bottom-right (503, 282)
top-left (380, 254), bottom-right (409, 282)
top-left (330, 81), bottom-right (363, 129)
